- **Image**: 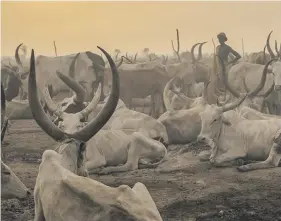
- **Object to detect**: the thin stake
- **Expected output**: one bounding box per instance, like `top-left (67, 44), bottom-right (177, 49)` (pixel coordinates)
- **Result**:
top-left (241, 38), bottom-right (245, 58)
top-left (53, 41), bottom-right (58, 57)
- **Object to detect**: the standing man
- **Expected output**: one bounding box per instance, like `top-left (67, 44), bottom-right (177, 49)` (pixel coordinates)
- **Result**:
top-left (216, 32), bottom-right (241, 90)
top-left (216, 32), bottom-right (241, 66)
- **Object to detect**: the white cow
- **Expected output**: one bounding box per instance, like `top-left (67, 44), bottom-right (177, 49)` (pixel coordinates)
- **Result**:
top-left (29, 47), bottom-right (163, 221)
top-left (41, 56), bottom-right (168, 175)
top-left (85, 130), bottom-right (167, 175)
top-left (225, 32), bottom-right (281, 114)
top-left (8, 43), bottom-right (106, 102)
top-left (1, 118), bottom-right (30, 199)
top-left (219, 57), bottom-right (276, 112)
top-left (158, 82), bottom-right (211, 145)
top-left (197, 94), bottom-right (281, 172)
top-left (1, 161), bottom-right (31, 199)
top-left (163, 76), bottom-right (205, 111)
top-left (89, 98), bottom-right (168, 143)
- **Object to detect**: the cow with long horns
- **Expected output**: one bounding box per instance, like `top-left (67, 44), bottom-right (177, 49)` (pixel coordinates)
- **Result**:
top-left (197, 92), bottom-right (281, 172)
top-left (29, 47), bottom-right (163, 221)
top-left (224, 31), bottom-right (281, 114)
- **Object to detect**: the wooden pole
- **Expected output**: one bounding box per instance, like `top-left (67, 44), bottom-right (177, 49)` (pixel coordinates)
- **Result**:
top-left (53, 41), bottom-right (58, 57)
top-left (242, 38), bottom-right (245, 58)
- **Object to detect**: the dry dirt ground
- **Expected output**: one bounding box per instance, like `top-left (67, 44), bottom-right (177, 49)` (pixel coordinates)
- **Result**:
top-left (1, 119), bottom-right (281, 221)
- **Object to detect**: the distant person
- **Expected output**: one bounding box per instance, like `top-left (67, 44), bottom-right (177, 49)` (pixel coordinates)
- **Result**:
top-left (215, 32), bottom-right (241, 91)
top-left (216, 32), bottom-right (241, 67)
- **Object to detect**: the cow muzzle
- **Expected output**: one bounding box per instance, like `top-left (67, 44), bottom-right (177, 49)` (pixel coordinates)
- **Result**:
top-left (197, 136), bottom-right (207, 143)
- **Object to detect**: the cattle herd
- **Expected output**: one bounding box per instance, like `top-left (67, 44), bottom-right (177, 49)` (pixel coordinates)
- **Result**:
top-left (1, 29), bottom-right (281, 220)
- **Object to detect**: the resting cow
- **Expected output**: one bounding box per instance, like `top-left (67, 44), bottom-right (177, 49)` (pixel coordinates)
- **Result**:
top-left (197, 94), bottom-right (281, 172)
top-left (226, 31), bottom-right (281, 114)
top-left (158, 82), bottom-right (211, 145)
top-left (89, 98), bottom-right (168, 143)
top-left (1, 90), bottom-right (30, 199)
top-left (43, 73), bottom-right (167, 175)
top-left (29, 47), bottom-right (163, 221)
top-left (219, 56), bottom-right (276, 112)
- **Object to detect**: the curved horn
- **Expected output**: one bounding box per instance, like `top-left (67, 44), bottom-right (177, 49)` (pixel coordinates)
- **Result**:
top-left (56, 71), bottom-right (86, 103)
top-left (163, 77), bottom-right (177, 111)
top-left (221, 94), bottom-right (247, 113)
top-left (15, 43), bottom-right (24, 69)
top-left (77, 83), bottom-right (101, 119)
top-left (191, 43), bottom-right (201, 63)
top-left (71, 46), bottom-right (120, 142)
top-left (275, 40), bottom-right (281, 57)
top-left (217, 55), bottom-right (240, 98)
top-left (266, 31), bottom-right (276, 59)
top-left (171, 89), bottom-right (195, 104)
top-left (275, 40), bottom-right (279, 55)
top-left (263, 45), bottom-right (267, 64)
top-left (246, 58), bottom-right (277, 97)
top-left (28, 50), bottom-right (66, 141)
top-left (42, 86), bottom-right (63, 117)
top-left (69, 53), bottom-right (80, 78)
top-left (202, 81), bottom-right (211, 102)
top-left (1, 83), bottom-right (6, 129)
top-left (263, 81), bottom-right (275, 98)
top-left (198, 42), bottom-right (207, 61)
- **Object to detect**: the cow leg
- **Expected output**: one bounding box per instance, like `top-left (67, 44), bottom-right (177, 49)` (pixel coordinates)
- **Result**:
top-left (199, 150), bottom-right (211, 161)
top-left (85, 154), bottom-right (107, 174)
top-left (34, 190), bottom-right (46, 221)
top-left (237, 143), bottom-right (281, 172)
top-left (99, 132), bottom-right (165, 174)
top-left (212, 149), bottom-right (247, 167)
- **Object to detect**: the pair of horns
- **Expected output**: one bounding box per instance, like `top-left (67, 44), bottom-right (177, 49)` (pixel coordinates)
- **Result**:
top-left (191, 42), bottom-right (207, 63)
top-left (28, 47), bottom-right (120, 142)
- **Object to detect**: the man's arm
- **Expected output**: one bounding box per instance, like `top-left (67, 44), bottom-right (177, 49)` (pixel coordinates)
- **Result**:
top-left (228, 47), bottom-right (241, 65)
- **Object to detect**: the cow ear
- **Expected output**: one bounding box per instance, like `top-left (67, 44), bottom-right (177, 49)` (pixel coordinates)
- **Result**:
top-left (222, 116), bottom-right (231, 126)
top-left (21, 71), bottom-right (29, 80)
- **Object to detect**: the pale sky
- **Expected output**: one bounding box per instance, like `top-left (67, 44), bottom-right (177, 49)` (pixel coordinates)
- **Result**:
top-left (1, 1), bottom-right (281, 57)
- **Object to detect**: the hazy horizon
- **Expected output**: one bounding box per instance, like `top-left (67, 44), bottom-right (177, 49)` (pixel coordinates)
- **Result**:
top-left (2, 1), bottom-right (281, 57)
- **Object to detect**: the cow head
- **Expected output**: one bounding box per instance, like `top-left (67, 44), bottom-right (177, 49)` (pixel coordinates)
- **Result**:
top-left (266, 31), bottom-right (281, 91)
top-left (1, 110), bottom-right (30, 199)
top-left (28, 46), bottom-right (119, 142)
top-left (197, 94), bottom-right (247, 161)
top-left (1, 161), bottom-right (31, 199)
top-left (272, 61), bottom-right (281, 91)
top-left (44, 83), bottom-right (101, 134)
top-left (2, 43), bottom-right (29, 101)
top-left (51, 53), bottom-right (89, 114)
top-left (190, 42), bottom-right (209, 83)
top-left (28, 47), bottom-right (119, 175)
